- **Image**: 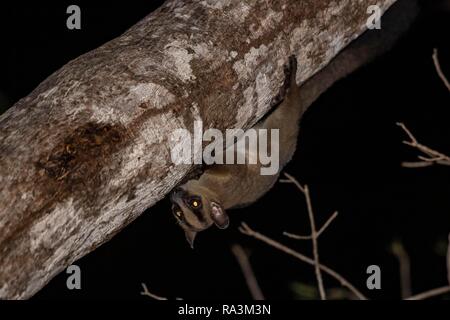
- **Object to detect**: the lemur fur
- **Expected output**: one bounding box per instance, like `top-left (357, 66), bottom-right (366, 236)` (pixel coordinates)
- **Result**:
top-left (170, 0), bottom-right (418, 248)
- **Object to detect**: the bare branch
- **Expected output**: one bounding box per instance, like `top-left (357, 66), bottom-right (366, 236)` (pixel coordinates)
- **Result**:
top-left (304, 185), bottom-right (326, 300)
top-left (397, 122), bottom-right (450, 167)
top-left (140, 283), bottom-right (168, 300)
top-left (280, 173), bottom-right (327, 299)
top-left (239, 222), bottom-right (368, 300)
top-left (140, 283), bottom-right (183, 300)
top-left (403, 235), bottom-right (450, 300)
top-left (433, 48), bottom-right (450, 92)
top-left (284, 211), bottom-right (339, 240)
top-left (231, 244), bottom-right (265, 300)
top-left (390, 240), bottom-right (412, 298)
top-left (397, 49), bottom-right (450, 168)
top-left (281, 173), bottom-right (338, 241)
top-left (400, 161), bottom-right (435, 168)
top-left (279, 173), bottom-right (305, 193)
top-left (405, 286), bottom-right (450, 300)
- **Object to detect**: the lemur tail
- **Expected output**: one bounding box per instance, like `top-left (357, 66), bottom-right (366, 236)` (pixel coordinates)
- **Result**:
top-left (297, 0), bottom-right (418, 112)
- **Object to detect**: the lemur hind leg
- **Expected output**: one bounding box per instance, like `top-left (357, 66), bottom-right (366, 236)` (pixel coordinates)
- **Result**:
top-left (256, 55), bottom-right (303, 168)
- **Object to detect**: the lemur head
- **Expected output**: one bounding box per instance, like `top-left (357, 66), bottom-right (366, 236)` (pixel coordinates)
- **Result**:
top-left (170, 180), bottom-right (229, 248)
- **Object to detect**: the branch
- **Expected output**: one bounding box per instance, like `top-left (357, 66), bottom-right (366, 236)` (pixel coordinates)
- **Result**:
top-left (403, 235), bottom-right (450, 300)
top-left (280, 173), bottom-right (327, 299)
top-left (231, 244), bottom-right (265, 300)
top-left (0, 0), bottom-right (399, 298)
top-left (390, 240), bottom-right (412, 299)
top-left (433, 48), bottom-right (450, 92)
top-left (239, 223), bottom-right (368, 300)
top-left (405, 286), bottom-right (450, 300)
top-left (140, 283), bottom-right (168, 300)
top-left (283, 210), bottom-right (338, 240)
top-left (280, 174), bottom-right (338, 240)
top-left (397, 49), bottom-right (450, 168)
top-left (397, 122), bottom-right (450, 167)
top-left (140, 283), bottom-right (182, 300)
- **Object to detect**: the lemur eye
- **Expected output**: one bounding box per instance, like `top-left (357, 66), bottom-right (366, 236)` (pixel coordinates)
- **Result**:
top-left (172, 204), bottom-right (183, 219)
top-left (189, 197), bottom-right (202, 209)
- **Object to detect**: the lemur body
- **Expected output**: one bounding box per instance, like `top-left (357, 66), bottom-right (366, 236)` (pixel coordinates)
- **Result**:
top-left (171, 58), bottom-right (300, 246)
top-left (191, 56), bottom-right (302, 210)
top-left (170, 0), bottom-right (418, 247)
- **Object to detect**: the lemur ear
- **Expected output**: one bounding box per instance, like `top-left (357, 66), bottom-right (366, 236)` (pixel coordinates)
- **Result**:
top-left (185, 230), bottom-right (197, 249)
top-left (210, 202), bottom-right (229, 229)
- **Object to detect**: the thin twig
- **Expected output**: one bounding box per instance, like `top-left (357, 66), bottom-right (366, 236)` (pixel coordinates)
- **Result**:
top-left (239, 222), bottom-right (368, 300)
top-left (284, 211), bottom-right (339, 240)
top-left (279, 172), bottom-right (305, 192)
top-left (391, 240), bottom-right (412, 299)
top-left (405, 286), bottom-right (450, 300)
top-left (433, 48), bottom-right (450, 92)
top-left (280, 173), bottom-right (326, 300)
top-left (397, 122), bottom-right (450, 167)
top-left (401, 161), bottom-right (435, 168)
top-left (231, 244), bottom-right (265, 300)
top-left (397, 50), bottom-right (450, 167)
top-left (304, 185), bottom-right (326, 300)
top-left (403, 234), bottom-right (450, 300)
top-left (140, 283), bottom-right (168, 300)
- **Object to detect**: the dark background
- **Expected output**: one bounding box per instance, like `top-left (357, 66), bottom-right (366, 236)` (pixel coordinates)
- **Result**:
top-left (0, 1), bottom-right (449, 300)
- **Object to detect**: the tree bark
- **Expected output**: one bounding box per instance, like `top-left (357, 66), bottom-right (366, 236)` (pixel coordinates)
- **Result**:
top-left (0, 0), bottom-right (396, 299)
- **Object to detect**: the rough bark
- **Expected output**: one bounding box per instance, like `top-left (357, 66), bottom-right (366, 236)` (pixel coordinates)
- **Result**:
top-left (0, 0), bottom-right (396, 299)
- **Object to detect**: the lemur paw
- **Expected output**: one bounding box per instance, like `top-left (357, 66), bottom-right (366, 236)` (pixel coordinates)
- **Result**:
top-left (283, 55), bottom-right (298, 94)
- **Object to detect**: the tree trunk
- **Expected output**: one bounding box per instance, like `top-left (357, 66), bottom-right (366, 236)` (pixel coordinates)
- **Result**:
top-left (0, 0), bottom-right (396, 299)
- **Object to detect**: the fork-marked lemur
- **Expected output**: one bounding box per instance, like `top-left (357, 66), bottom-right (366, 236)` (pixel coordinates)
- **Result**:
top-left (170, 0), bottom-right (418, 248)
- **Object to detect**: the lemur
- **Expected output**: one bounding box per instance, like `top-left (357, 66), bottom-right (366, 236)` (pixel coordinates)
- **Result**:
top-left (170, 0), bottom-right (418, 248)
